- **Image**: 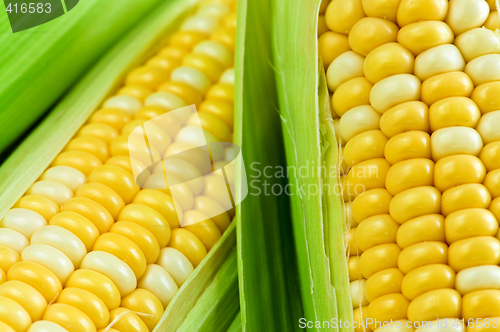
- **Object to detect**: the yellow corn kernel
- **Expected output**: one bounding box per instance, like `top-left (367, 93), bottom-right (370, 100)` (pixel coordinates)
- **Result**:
top-left (385, 158), bottom-right (434, 196)
top-left (121, 288), bottom-right (163, 331)
top-left (360, 243), bottom-right (401, 278)
top-left (8, 261), bottom-right (62, 303)
top-left (169, 30), bottom-right (208, 50)
top-left (325, 0), bottom-right (365, 35)
top-left (397, 21), bottom-right (454, 56)
top-left (448, 236), bottom-right (500, 272)
top-left (0, 244), bottom-right (20, 272)
top-left (62, 197), bottom-right (114, 234)
top-left (77, 123), bottom-right (119, 144)
top-left (66, 269), bottom-right (121, 310)
top-left (158, 81), bottom-right (203, 107)
top-left (367, 294), bottom-right (409, 327)
top-left (43, 303), bottom-right (95, 332)
top-left (463, 290), bottom-right (500, 320)
top-left (361, 0), bottom-right (399, 23)
top-left (356, 214), bottom-right (399, 251)
top-left (396, 0), bottom-right (448, 27)
top-left (90, 108), bottom-right (133, 131)
top-left (344, 130), bottom-right (388, 166)
top-left (480, 142), bottom-right (500, 172)
top-left (429, 97), bottom-right (481, 132)
top-left (379, 102), bottom-right (428, 139)
top-left (370, 74), bottom-right (421, 114)
top-left (14, 195), bottom-right (59, 223)
top-left (365, 268), bottom-right (404, 303)
top-left (0, 280), bottom-right (47, 322)
top-left (126, 66), bottom-right (170, 90)
top-left (421, 71), bottom-right (474, 106)
top-left (407, 289), bottom-right (461, 323)
top-left (318, 31), bottom-right (350, 69)
top-left (57, 288), bottom-right (109, 330)
top-left (332, 77), bottom-right (373, 117)
top-left (485, 170), bottom-right (500, 198)
top-left (109, 308), bottom-right (149, 332)
top-left (89, 165), bottom-right (140, 204)
top-left (118, 84), bottom-right (153, 103)
top-left (351, 188), bottom-right (393, 223)
top-left (93, 233), bottom-right (147, 279)
top-left (348, 256), bottom-right (362, 281)
top-left (206, 84), bottom-right (234, 104)
top-left (384, 131), bottom-right (432, 165)
top-left (396, 214), bottom-right (445, 249)
top-left (434, 155), bottom-right (486, 193)
top-left (53, 151), bottom-right (102, 177)
top-left (364, 43), bottom-right (414, 84)
top-left (353, 307), bottom-right (373, 332)
top-left (169, 228), bottom-right (208, 267)
top-left (183, 211), bottom-right (222, 250)
top-left (346, 158), bottom-right (391, 195)
top-left (441, 184), bottom-right (491, 217)
top-left (110, 221), bottom-right (160, 265)
top-left (317, 15), bottom-right (328, 37)
top-left (187, 111), bottom-right (232, 142)
top-left (158, 46), bottom-right (189, 60)
top-left (346, 227), bottom-right (361, 256)
top-left (183, 53), bottom-right (224, 83)
top-left (485, 11), bottom-right (500, 30)
top-left (76, 183), bottom-right (125, 220)
top-left (397, 241), bottom-right (448, 274)
top-left (348, 18), bottom-right (399, 56)
top-left (49, 212), bottom-right (100, 251)
top-left (445, 209), bottom-right (498, 244)
top-left (389, 186), bottom-right (441, 224)
top-left (118, 204), bottom-right (171, 248)
top-left (211, 27), bottom-right (236, 51)
top-left (401, 264), bottom-right (455, 300)
top-left (471, 82), bottom-right (500, 115)
top-left (0, 294), bottom-right (31, 332)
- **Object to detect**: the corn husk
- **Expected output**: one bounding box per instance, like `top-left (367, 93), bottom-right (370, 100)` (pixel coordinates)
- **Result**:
top-left (0, 0), bottom-right (167, 155)
top-left (271, 0), bottom-right (352, 330)
top-left (234, 0), bottom-right (304, 330)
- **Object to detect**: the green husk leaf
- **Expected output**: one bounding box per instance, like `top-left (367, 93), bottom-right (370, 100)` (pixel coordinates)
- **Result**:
top-left (0, 0), bottom-right (198, 217)
top-left (234, 0), bottom-right (304, 330)
top-left (271, 0), bottom-right (352, 329)
top-left (157, 222), bottom-right (238, 331)
top-left (175, 243), bottom-right (239, 332)
top-left (227, 312), bottom-right (242, 332)
top-left (0, 0), bottom-right (168, 154)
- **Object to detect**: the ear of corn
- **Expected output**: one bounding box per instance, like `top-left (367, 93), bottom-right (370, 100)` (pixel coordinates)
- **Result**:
top-left (276, 0), bottom-right (500, 330)
top-left (0, 0), bottom-right (172, 156)
top-left (0, 0), bottom-right (247, 330)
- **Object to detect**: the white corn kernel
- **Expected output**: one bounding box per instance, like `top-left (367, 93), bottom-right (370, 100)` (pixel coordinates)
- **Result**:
top-left (41, 166), bottom-right (86, 192)
top-left (181, 15), bottom-right (218, 34)
top-left (22, 244), bottom-right (74, 284)
top-left (156, 247), bottom-right (194, 287)
top-left (370, 74), bottom-right (421, 114)
top-left (138, 264), bottom-right (179, 308)
top-left (476, 110), bottom-right (500, 144)
top-left (446, 0), bottom-right (489, 35)
top-left (465, 54), bottom-right (500, 86)
top-left (27, 180), bottom-right (73, 206)
top-left (326, 51), bottom-right (364, 92)
top-left (454, 28), bottom-right (500, 62)
top-left (414, 44), bottom-right (465, 81)
top-left (0, 208), bottom-right (46, 240)
top-left (339, 105), bottom-right (381, 142)
top-left (0, 228), bottom-right (29, 254)
top-left (194, 41), bottom-right (233, 68)
top-left (431, 127), bottom-right (483, 161)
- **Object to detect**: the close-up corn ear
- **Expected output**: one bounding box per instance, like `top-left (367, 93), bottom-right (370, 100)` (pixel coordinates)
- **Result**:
top-left (3, 0), bottom-right (500, 330)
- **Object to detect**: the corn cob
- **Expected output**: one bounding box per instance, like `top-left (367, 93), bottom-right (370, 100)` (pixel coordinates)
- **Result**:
top-left (319, 0), bottom-right (500, 330)
top-left (0, 1), bottom-right (237, 331)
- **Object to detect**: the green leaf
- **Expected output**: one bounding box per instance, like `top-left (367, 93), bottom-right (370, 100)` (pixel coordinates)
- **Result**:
top-left (271, 0), bottom-right (352, 330)
top-left (0, 0), bottom-right (171, 154)
top-left (235, 0), bottom-right (304, 330)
